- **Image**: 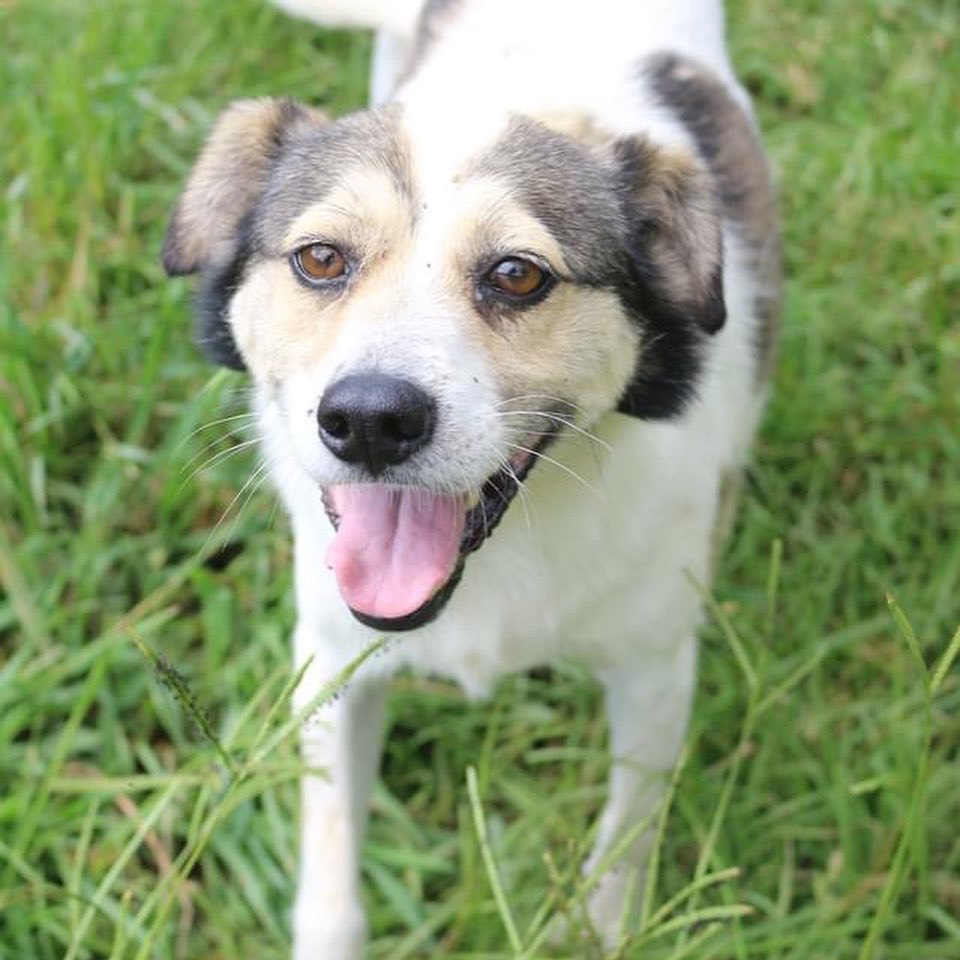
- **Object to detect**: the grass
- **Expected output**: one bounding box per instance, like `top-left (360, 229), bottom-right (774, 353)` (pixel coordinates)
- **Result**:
top-left (1, 0), bottom-right (958, 956)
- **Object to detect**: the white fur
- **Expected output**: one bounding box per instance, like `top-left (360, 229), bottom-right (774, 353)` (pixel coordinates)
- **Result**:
top-left (260, 2), bottom-right (768, 957)
top-left (271, 0), bottom-right (421, 35)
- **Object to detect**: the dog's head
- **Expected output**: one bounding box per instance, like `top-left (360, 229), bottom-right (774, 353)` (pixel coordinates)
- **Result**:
top-left (164, 98), bottom-right (725, 631)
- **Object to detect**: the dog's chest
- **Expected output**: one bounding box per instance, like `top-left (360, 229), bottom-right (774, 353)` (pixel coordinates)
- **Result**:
top-left (364, 412), bottom-right (723, 696)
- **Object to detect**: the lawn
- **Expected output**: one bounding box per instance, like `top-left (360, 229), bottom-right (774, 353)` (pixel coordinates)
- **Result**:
top-left (1, 0), bottom-right (958, 957)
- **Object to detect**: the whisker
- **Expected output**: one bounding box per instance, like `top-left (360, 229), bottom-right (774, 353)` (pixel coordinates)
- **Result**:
top-left (181, 437), bottom-right (262, 486)
top-left (494, 453), bottom-right (533, 537)
top-left (203, 456), bottom-right (276, 556)
top-left (505, 442), bottom-right (599, 495)
top-left (477, 477), bottom-right (491, 542)
top-left (495, 409), bottom-right (612, 453)
top-left (181, 412), bottom-right (257, 442)
top-left (267, 492), bottom-right (284, 530)
top-left (495, 393), bottom-right (582, 415)
top-left (181, 428), bottom-right (259, 473)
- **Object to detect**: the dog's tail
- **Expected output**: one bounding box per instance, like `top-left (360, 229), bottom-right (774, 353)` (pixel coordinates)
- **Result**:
top-left (270, 0), bottom-right (423, 37)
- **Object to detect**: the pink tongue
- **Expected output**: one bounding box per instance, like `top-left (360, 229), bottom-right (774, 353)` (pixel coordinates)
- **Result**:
top-left (325, 486), bottom-right (467, 620)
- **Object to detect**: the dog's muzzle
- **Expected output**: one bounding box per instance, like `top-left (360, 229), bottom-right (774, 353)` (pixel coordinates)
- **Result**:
top-left (319, 419), bottom-right (553, 632)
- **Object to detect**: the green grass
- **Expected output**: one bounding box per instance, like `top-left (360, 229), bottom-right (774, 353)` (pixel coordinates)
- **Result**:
top-left (1, 0), bottom-right (959, 956)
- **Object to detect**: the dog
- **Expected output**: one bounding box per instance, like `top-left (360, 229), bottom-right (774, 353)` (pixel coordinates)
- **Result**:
top-left (162, 0), bottom-right (780, 955)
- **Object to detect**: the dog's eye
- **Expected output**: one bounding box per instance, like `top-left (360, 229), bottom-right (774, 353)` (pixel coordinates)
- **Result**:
top-left (486, 257), bottom-right (548, 299)
top-left (292, 243), bottom-right (347, 284)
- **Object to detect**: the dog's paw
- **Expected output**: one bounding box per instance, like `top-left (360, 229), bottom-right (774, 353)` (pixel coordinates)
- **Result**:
top-left (292, 902), bottom-right (368, 960)
top-left (585, 865), bottom-right (644, 950)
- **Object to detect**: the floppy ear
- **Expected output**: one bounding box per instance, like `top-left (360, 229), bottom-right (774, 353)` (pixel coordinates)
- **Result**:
top-left (162, 97), bottom-right (325, 276)
top-left (616, 137), bottom-right (725, 334)
top-left (162, 98), bottom-right (325, 368)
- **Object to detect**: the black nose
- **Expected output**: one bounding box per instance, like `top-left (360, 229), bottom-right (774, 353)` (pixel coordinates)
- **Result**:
top-left (317, 373), bottom-right (436, 475)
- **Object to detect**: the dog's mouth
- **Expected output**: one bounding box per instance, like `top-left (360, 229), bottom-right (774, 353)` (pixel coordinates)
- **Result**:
top-left (321, 437), bottom-right (548, 632)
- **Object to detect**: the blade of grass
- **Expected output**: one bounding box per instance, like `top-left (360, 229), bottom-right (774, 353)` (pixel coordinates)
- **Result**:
top-left (930, 622), bottom-right (960, 695)
top-left (858, 606), bottom-right (952, 960)
top-left (64, 780), bottom-right (183, 960)
top-left (130, 630), bottom-right (238, 776)
top-left (466, 765), bottom-right (522, 954)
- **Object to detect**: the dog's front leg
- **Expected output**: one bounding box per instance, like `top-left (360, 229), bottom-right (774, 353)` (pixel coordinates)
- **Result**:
top-left (291, 630), bottom-right (387, 960)
top-left (584, 638), bottom-right (697, 944)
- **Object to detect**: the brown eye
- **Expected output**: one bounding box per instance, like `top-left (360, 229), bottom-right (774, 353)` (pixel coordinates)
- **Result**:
top-left (293, 243), bottom-right (347, 284)
top-left (486, 257), bottom-right (549, 299)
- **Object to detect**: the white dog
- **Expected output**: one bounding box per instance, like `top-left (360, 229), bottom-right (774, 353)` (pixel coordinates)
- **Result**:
top-left (163, 0), bottom-right (780, 955)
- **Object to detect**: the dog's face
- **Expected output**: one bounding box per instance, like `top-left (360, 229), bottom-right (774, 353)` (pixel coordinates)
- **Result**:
top-left (164, 99), bottom-right (725, 630)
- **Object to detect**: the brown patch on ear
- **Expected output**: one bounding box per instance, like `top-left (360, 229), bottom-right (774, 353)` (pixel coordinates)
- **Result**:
top-left (617, 138), bottom-right (726, 333)
top-left (646, 53), bottom-right (782, 381)
top-left (162, 98), bottom-right (326, 276)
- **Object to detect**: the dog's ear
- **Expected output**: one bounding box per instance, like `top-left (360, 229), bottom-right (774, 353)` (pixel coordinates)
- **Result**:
top-left (162, 97), bottom-right (325, 276)
top-left (616, 137), bottom-right (725, 334)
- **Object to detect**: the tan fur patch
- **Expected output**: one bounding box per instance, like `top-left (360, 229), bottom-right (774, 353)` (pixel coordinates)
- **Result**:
top-left (283, 167), bottom-right (413, 260)
top-left (627, 142), bottom-right (725, 330)
top-left (433, 178), bottom-right (637, 419)
top-left (648, 54), bottom-right (782, 382)
top-left (533, 110), bottom-right (614, 148)
top-left (438, 178), bottom-right (572, 281)
top-left (231, 168), bottom-right (415, 381)
top-left (163, 98), bottom-right (326, 275)
top-left (232, 160), bottom-right (638, 434)
top-left (473, 284), bottom-right (641, 423)
top-left (229, 261), bottom-right (343, 381)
